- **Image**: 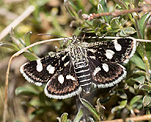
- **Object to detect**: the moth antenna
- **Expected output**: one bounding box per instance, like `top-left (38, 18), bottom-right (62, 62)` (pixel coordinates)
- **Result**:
top-left (72, 34), bottom-right (79, 44)
top-left (38, 33), bottom-right (71, 48)
top-left (37, 33), bottom-right (67, 38)
top-left (62, 37), bottom-right (70, 48)
top-left (81, 33), bottom-right (86, 42)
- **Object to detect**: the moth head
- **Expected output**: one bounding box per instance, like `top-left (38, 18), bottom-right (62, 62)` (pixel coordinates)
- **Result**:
top-left (71, 35), bottom-right (80, 44)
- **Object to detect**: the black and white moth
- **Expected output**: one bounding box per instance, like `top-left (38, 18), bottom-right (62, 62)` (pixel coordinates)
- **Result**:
top-left (20, 36), bottom-right (137, 99)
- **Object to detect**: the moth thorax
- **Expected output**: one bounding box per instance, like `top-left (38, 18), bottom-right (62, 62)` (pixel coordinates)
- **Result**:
top-left (70, 46), bottom-right (86, 59)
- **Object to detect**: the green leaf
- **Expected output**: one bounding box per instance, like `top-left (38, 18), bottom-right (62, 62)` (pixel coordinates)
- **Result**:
top-left (134, 76), bottom-right (145, 84)
top-left (89, 0), bottom-right (98, 6)
top-left (0, 42), bottom-right (19, 51)
top-left (110, 17), bottom-right (121, 29)
top-left (24, 31), bottom-right (33, 52)
top-left (126, 78), bottom-right (137, 85)
top-left (32, 108), bottom-right (44, 115)
top-left (113, 0), bottom-right (127, 9)
top-left (10, 29), bottom-right (38, 61)
top-left (61, 113), bottom-right (68, 122)
top-left (14, 120), bottom-right (22, 122)
top-left (97, 3), bottom-right (103, 13)
top-left (133, 70), bottom-right (147, 76)
top-left (64, 1), bottom-right (78, 18)
top-left (137, 43), bottom-right (144, 59)
top-left (143, 95), bottom-right (151, 107)
top-left (129, 86), bottom-right (135, 94)
top-left (99, 0), bottom-right (108, 13)
top-left (10, 30), bottom-right (25, 49)
top-left (29, 98), bottom-right (44, 107)
top-left (15, 86), bottom-right (39, 96)
top-left (130, 95), bottom-right (143, 106)
top-left (98, 0), bottom-right (109, 23)
top-left (119, 30), bottom-right (127, 37)
top-left (139, 85), bottom-right (151, 92)
top-left (80, 98), bottom-right (100, 121)
top-left (117, 90), bottom-right (127, 99)
top-left (124, 27), bottom-right (136, 35)
top-left (120, 18), bottom-right (127, 26)
top-left (111, 100), bottom-right (127, 113)
top-left (138, 13), bottom-right (150, 38)
top-left (73, 108), bottom-right (83, 122)
top-left (39, 91), bottom-right (46, 104)
top-left (146, 43), bottom-right (151, 59)
top-left (57, 113), bottom-right (68, 122)
top-left (93, 19), bottom-right (101, 28)
top-left (130, 53), bottom-right (146, 70)
top-left (22, 52), bottom-right (38, 61)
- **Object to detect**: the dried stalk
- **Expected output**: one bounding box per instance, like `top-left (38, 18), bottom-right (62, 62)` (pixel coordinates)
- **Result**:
top-left (0, 5), bottom-right (35, 41)
top-left (102, 114), bottom-right (151, 122)
top-left (82, 6), bottom-right (151, 21)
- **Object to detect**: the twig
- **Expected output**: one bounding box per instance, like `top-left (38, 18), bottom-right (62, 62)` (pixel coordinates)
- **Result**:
top-left (82, 6), bottom-right (151, 21)
top-left (3, 37), bottom-right (68, 122)
top-left (101, 114), bottom-right (151, 122)
top-left (135, 38), bottom-right (151, 42)
top-left (0, 5), bottom-right (35, 41)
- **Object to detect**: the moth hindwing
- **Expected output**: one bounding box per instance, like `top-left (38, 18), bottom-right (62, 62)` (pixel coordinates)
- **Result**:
top-left (20, 36), bottom-right (137, 99)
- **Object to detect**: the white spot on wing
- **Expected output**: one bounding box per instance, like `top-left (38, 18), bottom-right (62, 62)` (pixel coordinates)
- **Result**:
top-left (114, 40), bottom-right (122, 51)
top-left (95, 64), bottom-right (126, 88)
top-left (61, 55), bottom-right (66, 61)
top-left (93, 66), bottom-right (101, 76)
top-left (88, 49), bottom-right (97, 53)
top-left (102, 63), bottom-right (109, 72)
top-left (66, 75), bottom-right (76, 81)
top-left (58, 75), bottom-right (64, 84)
top-left (89, 56), bottom-right (96, 60)
top-left (64, 61), bottom-right (69, 67)
top-left (47, 64), bottom-right (55, 74)
top-left (35, 82), bottom-right (42, 86)
top-left (20, 63), bottom-right (43, 86)
top-left (36, 59), bottom-right (43, 72)
top-left (105, 49), bottom-right (115, 59)
top-left (122, 37), bottom-right (137, 64)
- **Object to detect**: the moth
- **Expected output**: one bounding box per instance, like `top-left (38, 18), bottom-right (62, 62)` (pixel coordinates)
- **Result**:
top-left (20, 36), bottom-right (137, 99)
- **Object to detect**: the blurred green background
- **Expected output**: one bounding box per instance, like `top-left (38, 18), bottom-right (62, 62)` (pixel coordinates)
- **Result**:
top-left (0, 0), bottom-right (151, 122)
